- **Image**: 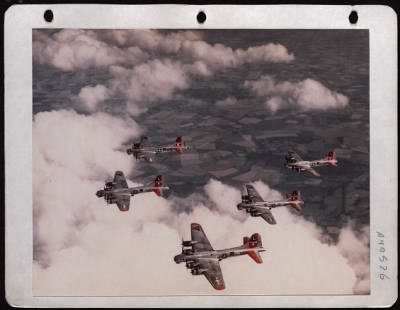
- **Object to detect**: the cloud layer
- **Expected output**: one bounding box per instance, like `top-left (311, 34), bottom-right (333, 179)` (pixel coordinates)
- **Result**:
top-left (34, 30), bottom-right (350, 117)
top-left (33, 30), bottom-right (294, 72)
top-left (33, 110), bottom-right (369, 296)
top-left (33, 30), bottom-right (149, 71)
top-left (34, 30), bottom-right (295, 114)
top-left (244, 75), bottom-right (349, 112)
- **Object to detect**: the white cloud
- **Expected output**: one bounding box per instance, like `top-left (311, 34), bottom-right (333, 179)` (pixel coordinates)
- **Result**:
top-left (97, 29), bottom-right (204, 53)
top-left (78, 84), bottom-right (110, 112)
top-left (108, 59), bottom-right (189, 105)
top-left (32, 111), bottom-right (369, 295)
top-left (337, 224), bottom-right (370, 294)
top-left (216, 96), bottom-right (238, 108)
top-left (33, 110), bottom-right (141, 264)
top-left (244, 75), bottom-right (349, 112)
top-left (179, 40), bottom-right (294, 70)
top-left (33, 30), bottom-right (148, 71)
top-left (239, 43), bottom-right (295, 63)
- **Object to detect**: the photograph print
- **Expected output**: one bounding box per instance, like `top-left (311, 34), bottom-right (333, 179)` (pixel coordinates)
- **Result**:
top-left (32, 29), bottom-right (370, 295)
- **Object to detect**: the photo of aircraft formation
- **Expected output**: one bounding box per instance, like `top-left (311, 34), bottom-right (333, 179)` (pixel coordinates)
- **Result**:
top-left (33, 29), bottom-right (369, 295)
top-left (95, 135), bottom-right (337, 289)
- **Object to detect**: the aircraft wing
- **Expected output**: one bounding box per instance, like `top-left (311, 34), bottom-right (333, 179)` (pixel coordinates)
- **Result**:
top-left (288, 151), bottom-right (303, 162)
top-left (113, 171), bottom-right (128, 188)
top-left (260, 210), bottom-right (277, 225)
top-left (115, 194), bottom-right (130, 211)
top-left (246, 184), bottom-right (264, 203)
top-left (154, 145), bottom-right (177, 154)
top-left (140, 149), bottom-right (158, 155)
top-left (191, 223), bottom-right (214, 252)
top-left (198, 258), bottom-right (225, 290)
top-left (304, 166), bottom-right (321, 177)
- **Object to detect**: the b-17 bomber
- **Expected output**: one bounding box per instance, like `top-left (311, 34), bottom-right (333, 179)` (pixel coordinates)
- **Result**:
top-left (174, 223), bottom-right (265, 290)
top-left (284, 150), bottom-right (338, 177)
top-left (237, 185), bottom-right (304, 224)
top-left (126, 135), bottom-right (190, 163)
top-left (96, 171), bottom-right (169, 211)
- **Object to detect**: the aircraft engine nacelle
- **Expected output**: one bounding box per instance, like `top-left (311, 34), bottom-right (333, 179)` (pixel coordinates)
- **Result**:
top-left (182, 249), bottom-right (193, 255)
top-left (250, 211), bottom-right (261, 217)
top-left (182, 240), bottom-right (195, 247)
top-left (241, 195), bottom-right (250, 202)
top-left (106, 196), bottom-right (117, 204)
top-left (127, 149), bottom-right (133, 155)
top-left (104, 182), bottom-right (114, 190)
top-left (186, 262), bottom-right (197, 269)
top-left (191, 268), bottom-right (207, 276)
top-left (237, 203), bottom-right (244, 210)
top-left (96, 190), bottom-right (105, 198)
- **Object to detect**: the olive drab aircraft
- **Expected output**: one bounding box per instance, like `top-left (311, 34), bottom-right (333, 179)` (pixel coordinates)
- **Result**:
top-left (237, 185), bottom-right (304, 225)
top-left (96, 172), bottom-right (169, 211)
top-left (126, 135), bottom-right (190, 162)
top-left (174, 223), bottom-right (265, 290)
top-left (284, 150), bottom-right (338, 177)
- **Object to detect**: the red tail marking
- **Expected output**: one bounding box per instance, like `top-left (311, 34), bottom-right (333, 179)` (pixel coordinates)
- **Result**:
top-left (247, 250), bottom-right (263, 264)
top-left (175, 136), bottom-right (184, 154)
top-left (175, 143), bottom-right (182, 154)
top-left (244, 233), bottom-right (263, 263)
top-left (213, 283), bottom-right (225, 290)
top-left (288, 190), bottom-right (299, 201)
top-left (153, 175), bottom-right (163, 197)
top-left (290, 202), bottom-right (303, 212)
top-left (325, 150), bottom-right (336, 160)
top-left (287, 191), bottom-right (302, 212)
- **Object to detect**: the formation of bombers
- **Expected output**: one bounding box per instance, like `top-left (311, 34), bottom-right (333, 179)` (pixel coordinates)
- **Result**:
top-left (96, 134), bottom-right (338, 290)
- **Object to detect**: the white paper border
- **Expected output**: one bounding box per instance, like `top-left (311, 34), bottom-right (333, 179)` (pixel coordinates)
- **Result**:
top-left (4, 4), bottom-right (398, 308)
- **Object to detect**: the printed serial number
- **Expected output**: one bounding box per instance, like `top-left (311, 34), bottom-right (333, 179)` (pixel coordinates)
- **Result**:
top-left (377, 231), bottom-right (390, 280)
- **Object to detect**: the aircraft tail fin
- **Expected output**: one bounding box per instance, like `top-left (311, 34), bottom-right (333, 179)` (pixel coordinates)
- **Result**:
top-left (324, 150), bottom-right (338, 166)
top-left (286, 190), bottom-right (303, 212)
top-left (153, 175), bottom-right (163, 196)
top-left (287, 190), bottom-right (301, 201)
top-left (140, 135), bottom-right (149, 144)
top-left (285, 151), bottom-right (297, 163)
top-left (243, 233), bottom-right (263, 264)
top-left (325, 150), bottom-right (336, 160)
top-left (175, 136), bottom-right (184, 154)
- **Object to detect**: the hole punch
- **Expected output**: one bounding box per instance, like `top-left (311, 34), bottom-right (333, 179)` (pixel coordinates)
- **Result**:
top-left (197, 11), bottom-right (206, 24)
top-left (44, 9), bottom-right (54, 23)
top-left (349, 10), bottom-right (358, 24)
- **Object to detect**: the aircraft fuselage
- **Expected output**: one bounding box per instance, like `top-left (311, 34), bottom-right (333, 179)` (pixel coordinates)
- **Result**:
top-left (96, 185), bottom-right (169, 198)
top-left (287, 159), bottom-right (337, 170)
top-left (237, 199), bottom-right (304, 210)
top-left (174, 246), bottom-right (265, 264)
